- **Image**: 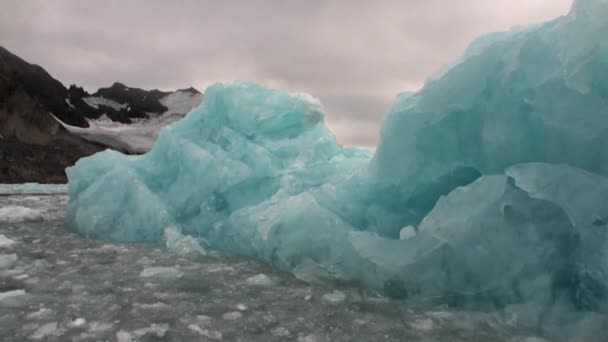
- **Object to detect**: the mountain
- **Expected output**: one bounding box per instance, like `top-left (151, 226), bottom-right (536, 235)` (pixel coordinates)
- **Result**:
top-left (55, 83), bottom-right (203, 154)
top-left (0, 46), bottom-right (203, 183)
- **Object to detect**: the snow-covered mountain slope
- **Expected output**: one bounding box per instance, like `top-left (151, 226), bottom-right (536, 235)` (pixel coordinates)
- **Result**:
top-left (53, 90), bottom-right (203, 154)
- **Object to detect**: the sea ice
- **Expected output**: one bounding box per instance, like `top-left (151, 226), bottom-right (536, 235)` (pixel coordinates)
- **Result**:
top-left (0, 235), bottom-right (15, 248)
top-left (0, 206), bottom-right (45, 223)
top-left (163, 226), bottom-right (206, 258)
top-left (66, 0), bottom-right (608, 312)
top-left (140, 266), bottom-right (183, 280)
top-left (0, 254), bottom-right (17, 269)
top-left (0, 289), bottom-right (28, 308)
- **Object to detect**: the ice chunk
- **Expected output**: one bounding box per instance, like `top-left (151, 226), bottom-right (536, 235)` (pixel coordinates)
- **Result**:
top-left (399, 226), bottom-right (416, 240)
top-left (0, 235), bottom-right (15, 248)
top-left (244, 274), bottom-right (274, 286)
top-left (68, 318), bottom-right (87, 328)
top-left (116, 330), bottom-right (133, 342)
top-left (322, 290), bottom-right (347, 304)
top-left (30, 321), bottom-right (61, 340)
top-left (140, 267), bottom-right (183, 280)
top-left (26, 308), bottom-right (54, 320)
top-left (222, 311), bottom-right (243, 320)
top-left (0, 254), bottom-right (17, 269)
top-left (0, 206), bottom-right (44, 223)
top-left (188, 324), bottom-right (223, 339)
top-left (0, 289), bottom-right (28, 307)
top-left (506, 163), bottom-right (608, 311)
top-left (163, 226), bottom-right (206, 258)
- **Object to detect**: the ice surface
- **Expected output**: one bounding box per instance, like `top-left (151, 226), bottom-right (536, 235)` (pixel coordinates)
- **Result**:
top-left (66, 0), bottom-right (608, 314)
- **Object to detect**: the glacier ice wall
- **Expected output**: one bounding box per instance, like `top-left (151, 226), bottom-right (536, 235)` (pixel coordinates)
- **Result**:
top-left (67, 0), bottom-right (608, 312)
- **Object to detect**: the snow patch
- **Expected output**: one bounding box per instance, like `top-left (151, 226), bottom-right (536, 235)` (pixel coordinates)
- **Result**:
top-left (65, 98), bottom-right (75, 109)
top-left (83, 96), bottom-right (128, 111)
top-left (160, 90), bottom-right (203, 116)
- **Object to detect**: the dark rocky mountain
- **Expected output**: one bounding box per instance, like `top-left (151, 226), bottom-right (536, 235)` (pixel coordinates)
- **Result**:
top-left (67, 82), bottom-right (201, 123)
top-left (0, 46), bottom-right (88, 127)
top-left (0, 46), bottom-right (202, 183)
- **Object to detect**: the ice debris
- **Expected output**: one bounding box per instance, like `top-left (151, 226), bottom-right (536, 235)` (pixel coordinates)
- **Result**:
top-left (0, 235), bottom-right (15, 248)
top-left (0, 206), bottom-right (44, 223)
top-left (245, 274), bottom-right (274, 287)
top-left (66, 0), bottom-right (608, 312)
top-left (140, 266), bottom-right (183, 280)
top-left (0, 254), bottom-right (17, 269)
top-left (163, 226), bottom-right (206, 258)
top-left (0, 289), bottom-right (28, 307)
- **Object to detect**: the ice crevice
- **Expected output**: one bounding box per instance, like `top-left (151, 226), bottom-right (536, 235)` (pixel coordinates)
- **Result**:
top-left (66, 0), bottom-right (608, 313)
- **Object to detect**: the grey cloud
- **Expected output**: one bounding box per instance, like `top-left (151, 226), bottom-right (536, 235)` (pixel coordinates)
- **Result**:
top-left (0, 0), bottom-right (572, 146)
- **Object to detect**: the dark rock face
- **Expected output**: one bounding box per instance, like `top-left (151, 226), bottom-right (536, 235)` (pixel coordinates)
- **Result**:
top-left (0, 46), bottom-right (88, 127)
top-left (0, 134), bottom-right (104, 184)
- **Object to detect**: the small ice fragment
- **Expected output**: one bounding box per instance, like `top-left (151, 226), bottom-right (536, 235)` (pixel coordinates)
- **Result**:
top-left (116, 330), bottom-right (133, 342)
top-left (189, 324), bottom-right (223, 339)
top-left (164, 226), bottom-right (206, 258)
top-left (13, 273), bottom-right (28, 280)
top-left (0, 254), bottom-right (17, 269)
top-left (298, 334), bottom-right (319, 342)
top-left (322, 290), bottom-right (347, 304)
top-left (245, 274), bottom-right (274, 286)
top-left (0, 206), bottom-right (45, 223)
top-left (0, 289), bottom-right (27, 307)
top-left (271, 327), bottom-right (290, 337)
top-left (410, 318), bottom-right (434, 331)
top-left (0, 235), bottom-right (15, 248)
top-left (30, 321), bottom-right (59, 340)
top-left (26, 308), bottom-right (53, 320)
top-left (222, 311), bottom-right (243, 320)
top-left (69, 318), bottom-right (86, 328)
top-left (140, 266), bottom-right (183, 280)
top-left (399, 226), bottom-right (416, 240)
top-left (144, 323), bottom-right (169, 337)
top-left (87, 321), bottom-right (114, 333)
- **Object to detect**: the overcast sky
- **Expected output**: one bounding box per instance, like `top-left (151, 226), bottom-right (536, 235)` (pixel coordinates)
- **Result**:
top-left (0, 0), bottom-right (573, 146)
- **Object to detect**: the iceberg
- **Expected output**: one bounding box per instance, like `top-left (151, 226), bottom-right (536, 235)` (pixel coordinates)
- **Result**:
top-left (66, 0), bottom-right (608, 313)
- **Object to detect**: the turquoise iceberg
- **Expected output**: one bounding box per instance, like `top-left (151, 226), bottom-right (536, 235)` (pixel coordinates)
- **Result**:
top-left (67, 0), bottom-right (608, 313)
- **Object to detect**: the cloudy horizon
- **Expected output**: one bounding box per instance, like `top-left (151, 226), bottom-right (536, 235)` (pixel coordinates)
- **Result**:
top-left (0, 0), bottom-right (573, 146)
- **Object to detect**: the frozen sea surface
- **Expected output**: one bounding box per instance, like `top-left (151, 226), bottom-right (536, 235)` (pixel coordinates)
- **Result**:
top-left (0, 192), bottom-right (560, 341)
